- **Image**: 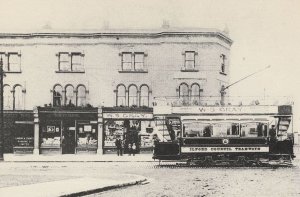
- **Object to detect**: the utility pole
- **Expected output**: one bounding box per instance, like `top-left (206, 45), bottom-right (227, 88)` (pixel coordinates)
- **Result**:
top-left (0, 57), bottom-right (3, 159)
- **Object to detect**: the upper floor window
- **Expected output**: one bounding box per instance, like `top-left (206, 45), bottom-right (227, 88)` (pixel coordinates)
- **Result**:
top-left (140, 85), bottom-right (150, 107)
top-left (179, 83), bottom-right (189, 104)
top-left (52, 84), bottom-right (88, 107)
top-left (134, 53), bottom-right (144, 70)
top-left (191, 83), bottom-right (201, 105)
top-left (220, 54), bottom-right (226, 74)
top-left (65, 85), bottom-right (75, 106)
top-left (116, 85), bottom-right (126, 107)
top-left (13, 85), bottom-right (24, 110)
top-left (4, 85), bottom-right (12, 110)
top-left (128, 85), bottom-right (138, 107)
top-left (3, 84), bottom-right (25, 110)
top-left (122, 53), bottom-right (132, 70)
top-left (53, 85), bottom-right (63, 107)
top-left (0, 52), bottom-right (21, 72)
top-left (115, 84), bottom-right (151, 107)
top-left (77, 85), bottom-right (87, 107)
top-left (184, 51), bottom-right (196, 70)
top-left (58, 52), bottom-right (84, 72)
top-left (121, 52), bottom-right (146, 72)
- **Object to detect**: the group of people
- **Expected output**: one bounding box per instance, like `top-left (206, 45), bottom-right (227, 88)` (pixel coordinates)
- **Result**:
top-left (115, 135), bottom-right (137, 156)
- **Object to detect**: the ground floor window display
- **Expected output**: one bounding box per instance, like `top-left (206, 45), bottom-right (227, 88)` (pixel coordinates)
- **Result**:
top-left (76, 121), bottom-right (98, 154)
top-left (103, 119), bottom-right (155, 154)
top-left (40, 120), bottom-right (62, 154)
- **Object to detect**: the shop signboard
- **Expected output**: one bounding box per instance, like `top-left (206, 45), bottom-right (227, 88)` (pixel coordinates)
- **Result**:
top-left (14, 137), bottom-right (34, 147)
top-left (103, 112), bottom-right (153, 119)
top-left (172, 106), bottom-right (278, 115)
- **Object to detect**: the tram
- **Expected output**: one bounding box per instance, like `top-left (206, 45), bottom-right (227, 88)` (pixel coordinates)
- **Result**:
top-left (153, 104), bottom-right (295, 167)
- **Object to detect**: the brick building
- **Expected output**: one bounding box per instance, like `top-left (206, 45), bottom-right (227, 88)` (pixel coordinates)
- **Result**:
top-left (0, 27), bottom-right (232, 155)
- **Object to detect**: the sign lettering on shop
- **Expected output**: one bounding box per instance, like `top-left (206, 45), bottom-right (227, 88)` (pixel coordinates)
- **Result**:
top-left (103, 113), bottom-right (153, 119)
top-left (181, 147), bottom-right (269, 153)
top-left (172, 106), bottom-right (278, 114)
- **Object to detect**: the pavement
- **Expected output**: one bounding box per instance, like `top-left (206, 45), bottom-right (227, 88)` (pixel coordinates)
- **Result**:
top-left (3, 153), bottom-right (155, 162)
top-left (0, 176), bottom-right (147, 197)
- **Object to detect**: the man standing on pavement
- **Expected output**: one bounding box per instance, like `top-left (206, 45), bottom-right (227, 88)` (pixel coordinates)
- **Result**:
top-left (115, 135), bottom-right (123, 156)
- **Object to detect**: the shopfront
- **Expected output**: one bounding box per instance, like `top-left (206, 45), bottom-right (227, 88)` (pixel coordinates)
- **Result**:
top-left (38, 107), bottom-right (98, 154)
top-left (4, 110), bottom-right (34, 154)
top-left (102, 107), bottom-right (154, 154)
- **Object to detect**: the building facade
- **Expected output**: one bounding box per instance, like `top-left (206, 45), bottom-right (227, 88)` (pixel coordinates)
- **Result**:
top-left (0, 27), bottom-right (232, 155)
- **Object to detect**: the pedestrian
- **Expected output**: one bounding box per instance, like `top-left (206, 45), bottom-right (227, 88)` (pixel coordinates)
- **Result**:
top-left (115, 135), bottom-right (123, 156)
top-left (132, 143), bottom-right (136, 156)
top-left (128, 143), bottom-right (132, 156)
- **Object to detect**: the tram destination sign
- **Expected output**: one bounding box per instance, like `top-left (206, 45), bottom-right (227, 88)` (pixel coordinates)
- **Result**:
top-left (172, 106), bottom-right (278, 114)
top-left (181, 146), bottom-right (269, 153)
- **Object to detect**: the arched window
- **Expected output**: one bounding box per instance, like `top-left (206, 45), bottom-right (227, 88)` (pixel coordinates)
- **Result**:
top-left (179, 83), bottom-right (189, 104)
top-left (116, 85), bottom-right (126, 106)
top-left (128, 85), bottom-right (138, 106)
top-left (4, 85), bottom-right (12, 110)
top-left (13, 85), bottom-right (24, 110)
top-left (77, 85), bottom-right (87, 107)
top-left (191, 83), bottom-right (201, 105)
top-left (65, 85), bottom-right (75, 106)
top-left (53, 85), bottom-right (63, 107)
top-left (140, 85), bottom-right (149, 107)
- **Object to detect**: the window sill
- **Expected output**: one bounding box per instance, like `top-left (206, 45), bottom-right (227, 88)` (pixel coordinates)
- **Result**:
top-left (181, 69), bottom-right (199, 72)
top-left (219, 72), bottom-right (227, 76)
top-left (55, 70), bottom-right (85, 73)
top-left (118, 69), bottom-right (148, 73)
top-left (4, 71), bottom-right (22, 74)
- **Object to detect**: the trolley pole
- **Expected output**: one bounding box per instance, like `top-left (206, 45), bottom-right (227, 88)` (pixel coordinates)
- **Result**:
top-left (0, 57), bottom-right (3, 160)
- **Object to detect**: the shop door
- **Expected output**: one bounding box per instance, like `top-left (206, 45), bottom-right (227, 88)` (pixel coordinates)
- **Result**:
top-left (62, 129), bottom-right (75, 154)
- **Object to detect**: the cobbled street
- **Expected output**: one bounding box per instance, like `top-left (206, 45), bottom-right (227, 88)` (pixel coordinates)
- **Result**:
top-left (0, 150), bottom-right (300, 197)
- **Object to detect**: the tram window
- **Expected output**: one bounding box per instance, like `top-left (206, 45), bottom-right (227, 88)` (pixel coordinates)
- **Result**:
top-left (212, 123), bottom-right (239, 137)
top-left (183, 123), bottom-right (210, 137)
top-left (241, 122), bottom-right (267, 137)
top-left (232, 124), bottom-right (239, 135)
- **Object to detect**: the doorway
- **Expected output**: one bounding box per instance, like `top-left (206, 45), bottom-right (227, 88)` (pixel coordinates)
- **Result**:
top-left (62, 124), bottom-right (76, 154)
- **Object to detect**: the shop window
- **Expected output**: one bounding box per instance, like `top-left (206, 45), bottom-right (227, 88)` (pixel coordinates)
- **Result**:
top-left (128, 85), bottom-right (138, 106)
top-left (184, 51), bottom-right (196, 70)
top-left (13, 85), bottom-right (24, 110)
top-left (65, 85), bottom-right (75, 106)
top-left (58, 52), bottom-right (84, 72)
top-left (191, 83), bottom-right (201, 105)
top-left (76, 121), bottom-right (97, 150)
top-left (116, 85), bottom-right (126, 106)
top-left (104, 120), bottom-right (154, 154)
top-left (140, 85), bottom-right (149, 107)
top-left (179, 83), bottom-right (189, 105)
top-left (40, 121), bottom-right (61, 148)
top-left (0, 52), bottom-right (21, 72)
top-left (76, 85), bottom-right (87, 107)
top-left (220, 54), bottom-right (226, 74)
top-left (53, 85), bottom-right (63, 107)
top-left (13, 123), bottom-right (34, 148)
top-left (134, 53), bottom-right (144, 70)
top-left (122, 52), bottom-right (132, 70)
top-left (4, 85), bottom-right (12, 110)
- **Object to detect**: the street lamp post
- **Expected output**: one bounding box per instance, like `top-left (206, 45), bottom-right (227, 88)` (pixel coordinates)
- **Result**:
top-left (0, 57), bottom-right (3, 159)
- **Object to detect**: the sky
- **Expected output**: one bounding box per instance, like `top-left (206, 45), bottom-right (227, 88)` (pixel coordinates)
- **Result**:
top-left (0, 0), bottom-right (300, 129)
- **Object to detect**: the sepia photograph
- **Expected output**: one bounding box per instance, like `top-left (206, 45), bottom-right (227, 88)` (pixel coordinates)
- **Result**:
top-left (0, 0), bottom-right (299, 196)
